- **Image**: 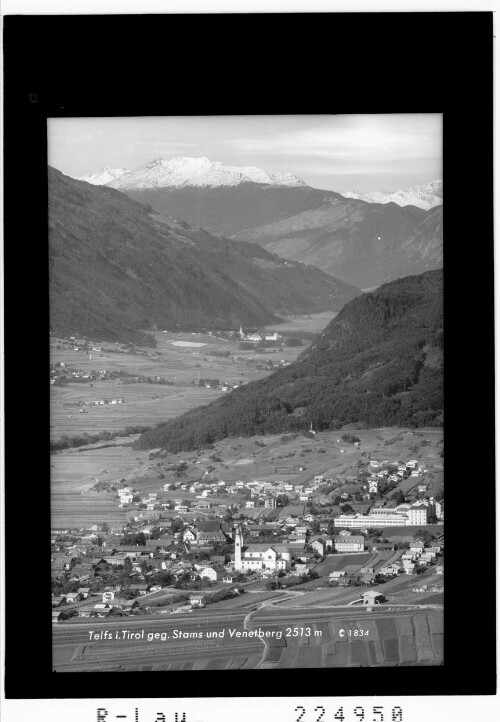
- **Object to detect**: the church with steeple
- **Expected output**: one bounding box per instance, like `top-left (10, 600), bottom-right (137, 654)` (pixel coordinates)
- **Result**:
top-left (234, 524), bottom-right (290, 573)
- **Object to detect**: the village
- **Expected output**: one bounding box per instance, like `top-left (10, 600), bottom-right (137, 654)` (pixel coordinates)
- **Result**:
top-left (52, 441), bottom-right (444, 624)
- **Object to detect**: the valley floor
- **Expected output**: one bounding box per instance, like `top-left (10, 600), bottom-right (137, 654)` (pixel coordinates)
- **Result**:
top-left (50, 325), bottom-right (444, 672)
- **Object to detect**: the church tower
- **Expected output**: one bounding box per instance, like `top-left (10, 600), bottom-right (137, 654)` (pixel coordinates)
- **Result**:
top-left (234, 524), bottom-right (244, 571)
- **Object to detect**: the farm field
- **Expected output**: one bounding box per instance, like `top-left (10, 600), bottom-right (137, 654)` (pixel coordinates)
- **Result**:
top-left (50, 329), bottom-right (309, 439)
top-left (314, 553), bottom-right (376, 576)
top-left (51, 444), bottom-right (151, 527)
top-left (52, 604), bottom-right (443, 671)
top-left (263, 311), bottom-right (337, 335)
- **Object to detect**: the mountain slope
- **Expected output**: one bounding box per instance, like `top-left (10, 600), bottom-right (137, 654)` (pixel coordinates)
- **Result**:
top-left (344, 180), bottom-right (443, 210)
top-left (135, 269), bottom-right (443, 451)
top-left (231, 196), bottom-right (430, 288)
top-left (121, 181), bottom-right (439, 289)
top-left (381, 206), bottom-right (443, 283)
top-left (48, 168), bottom-right (359, 345)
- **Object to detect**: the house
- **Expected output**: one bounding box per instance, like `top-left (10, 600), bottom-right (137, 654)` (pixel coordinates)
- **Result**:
top-left (196, 500), bottom-right (211, 510)
top-left (113, 599), bottom-right (140, 611)
top-left (77, 587), bottom-right (90, 598)
top-left (402, 553), bottom-right (417, 562)
top-left (189, 593), bottom-right (207, 607)
top-left (436, 563), bottom-right (444, 574)
top-left (182, 528), bottom-right (196, 543)
top-left (410, 541), bottom-right (425, 553)
top-left (92, 604), bottom-right (111, 617)
top-left (52, 596), bottom-right (66, 607)
top-left (223, 573), bottom-right (234, 583)
top-left (311, 538), bottom-right (332, 555)
top-left (361, 572), bottom-right (376, 585)
top-left (362, 590), bottom-right (385, 605)
top-left (129, 584), bottom-right (149, 596)
top-left (332, 535), bottom-right (365, 552)
top-left (329, 571), bottom-right (346, 580)
top-left (65, 593), bottom-right (79, 603)
top-left (196, 521), bottom-right (227, 544)
top-left (200, 566), bottom-right (225, 582)
top-left (52, 610), bottom-right (64, 623)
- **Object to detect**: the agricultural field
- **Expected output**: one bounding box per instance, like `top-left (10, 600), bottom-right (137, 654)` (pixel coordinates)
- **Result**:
top-left (51, 443), bottom-right (151, 527)
top-left (250, 607), bottom-right (443, 667)
top-left (314, 553), bottom-right (376, 576)
top-left (50, 329), bottom-right (310, 440)
top-left (263, 311), bottom-right (337, 335)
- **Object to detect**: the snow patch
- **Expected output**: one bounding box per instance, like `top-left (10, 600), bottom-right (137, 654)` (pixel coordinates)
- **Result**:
top-left (343, 180), bottom-right (442, 211)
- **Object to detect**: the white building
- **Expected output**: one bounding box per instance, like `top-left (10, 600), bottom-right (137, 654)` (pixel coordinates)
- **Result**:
top-left (234, 525), bottom-right (290, 572)
top-left (334, 513), bottom-right (406, 528)
top-left (332, 535), bottom-right (365, 552)
top-left (407, 505), bottom-right (428, 526)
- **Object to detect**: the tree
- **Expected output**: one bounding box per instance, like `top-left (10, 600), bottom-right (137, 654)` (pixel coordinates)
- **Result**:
top-left (392, 489), bottom-right (406, 505)
top-left (276, 494), bottom-right (289, 507)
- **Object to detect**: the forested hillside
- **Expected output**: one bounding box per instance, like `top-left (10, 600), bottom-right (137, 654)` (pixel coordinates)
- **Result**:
top-left (135, 270), bottom-right (443, 451)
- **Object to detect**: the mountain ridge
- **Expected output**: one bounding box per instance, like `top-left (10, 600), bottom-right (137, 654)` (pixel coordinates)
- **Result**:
top-left (76, 156), bottom-right (307, 190)
top-left (344, 180), bottom-right (442, 210)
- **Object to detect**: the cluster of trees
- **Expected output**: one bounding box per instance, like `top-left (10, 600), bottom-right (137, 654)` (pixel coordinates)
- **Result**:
top-left (134, 270), bottom-right (443, 453)
top-left (50, 425), bottom-right (149, 452)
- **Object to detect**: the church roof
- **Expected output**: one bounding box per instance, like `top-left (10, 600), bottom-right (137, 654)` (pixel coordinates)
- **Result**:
top-left (243, 545), bottom-right (277, 554)
top-left (197, 521), bottom-right (222, 532)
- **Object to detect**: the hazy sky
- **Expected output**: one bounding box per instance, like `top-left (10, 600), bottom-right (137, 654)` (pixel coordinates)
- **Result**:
top-left (48, 114), bottom-right (442, 193)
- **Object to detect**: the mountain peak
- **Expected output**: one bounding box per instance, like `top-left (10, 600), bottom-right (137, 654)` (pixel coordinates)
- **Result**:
top-left (75, 167), bottom-right (132, 185)
top-left (75, 156), bottom-right (309, 191)
top-left (343, 180), bottom-right (442, 210)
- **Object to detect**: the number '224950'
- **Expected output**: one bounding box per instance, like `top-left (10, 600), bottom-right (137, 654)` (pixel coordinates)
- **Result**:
top-left (295, 706), bottom-right (403, 722)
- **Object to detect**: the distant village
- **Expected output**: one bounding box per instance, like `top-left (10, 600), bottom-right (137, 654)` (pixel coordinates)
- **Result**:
top-left (52, 450), bottom-right (444, 623)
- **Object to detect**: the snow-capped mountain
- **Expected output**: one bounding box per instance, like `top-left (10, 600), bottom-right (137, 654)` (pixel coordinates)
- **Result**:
top-left (98, 156), bottom-right (308, 190)
top-left (343, 180), bottom-right (442, 211)
top-left (75, 167), bottom-right (132, 185)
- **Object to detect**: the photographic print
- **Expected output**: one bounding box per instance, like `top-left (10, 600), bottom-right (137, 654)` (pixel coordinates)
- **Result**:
top-left (48, 114), bottom-right (444, 672)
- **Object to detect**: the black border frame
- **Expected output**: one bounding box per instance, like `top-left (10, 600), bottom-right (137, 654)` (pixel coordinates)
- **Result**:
top-left (4, 11), bottom-right (495, 700)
